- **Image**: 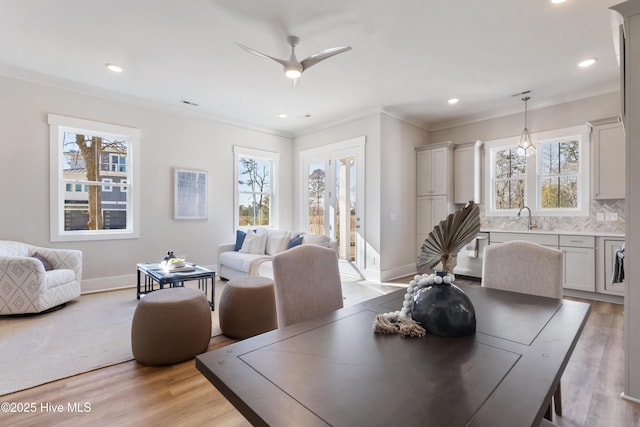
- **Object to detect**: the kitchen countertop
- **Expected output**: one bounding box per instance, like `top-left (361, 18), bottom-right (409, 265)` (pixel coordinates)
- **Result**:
top-left (481, 228), bottom-right (625, 238)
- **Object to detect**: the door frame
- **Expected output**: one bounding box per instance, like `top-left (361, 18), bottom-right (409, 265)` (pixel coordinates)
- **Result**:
top-left (299, 136), bottom-right (366, 275)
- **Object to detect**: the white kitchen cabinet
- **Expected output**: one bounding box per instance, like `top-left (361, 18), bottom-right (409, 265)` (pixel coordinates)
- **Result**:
top-left (416, 145), bottom-right (452, 196)
top-left (590, 118), bottom-right (625, 200)
top-left (559, 235), bottom-right (595, 292)
top-left (416, 195), bottom-right (448, 252)
top-left (453, 141), bottom-right (482, 204)
top-left (561, 246), bottom-right (596, 292)
top-left (489, 232), bottom-right (558, 247)
top-left (416, 143), bottom-right (453, 254)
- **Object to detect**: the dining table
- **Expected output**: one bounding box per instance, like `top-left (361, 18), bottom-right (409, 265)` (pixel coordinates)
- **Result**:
top-left (196, 283), bottom-right (591, 427)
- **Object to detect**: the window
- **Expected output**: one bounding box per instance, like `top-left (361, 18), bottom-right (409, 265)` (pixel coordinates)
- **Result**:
top-left (492, 147), bottom-right (526, 210)
top-left (234, 146), bottom-right (279, 228)
top-left (102, 178), bottom-right (113, 192)
top-left (485, 125), bottom-right (589, 217)
top-left (538, 137), bottom-right (580, 209)
top-left (49, 114), bottom-right (140, 241)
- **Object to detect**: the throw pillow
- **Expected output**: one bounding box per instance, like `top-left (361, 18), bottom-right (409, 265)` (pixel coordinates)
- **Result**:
top-left (32, 253), bottom-right (53, 271)
top-left (302, 233), bottom-right (329, 247)
top-left (233, 230), bottom-right (247, 251)
top-left (266, 231), bottom-right (291, 255)
top-left (287, 235), bottom-right (304, 249)
top-left (239, 229), bottom-right (268, 255)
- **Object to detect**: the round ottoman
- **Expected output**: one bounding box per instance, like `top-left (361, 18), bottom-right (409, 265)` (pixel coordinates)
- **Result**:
top-left (131, 287), bottom-right (211, 366)
top-left (219, 276), bottom-right (277, 339)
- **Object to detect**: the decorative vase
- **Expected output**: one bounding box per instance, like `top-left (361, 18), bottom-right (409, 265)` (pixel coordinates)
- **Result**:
top-left (412, 273), bottom-right (476, 337)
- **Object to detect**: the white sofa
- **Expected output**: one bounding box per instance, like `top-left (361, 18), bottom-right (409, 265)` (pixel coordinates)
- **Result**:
top-left (218, 229), bottom-right (337, 280)
top-left (0, 241), bottom-right (82, 315)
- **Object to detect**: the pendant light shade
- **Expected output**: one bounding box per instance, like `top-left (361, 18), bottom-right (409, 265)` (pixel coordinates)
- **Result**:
top-left (518, 96), bottom-right (535, 154)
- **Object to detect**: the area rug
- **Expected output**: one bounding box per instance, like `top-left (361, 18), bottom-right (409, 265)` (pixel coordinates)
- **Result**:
top-left (0, 282), bottom-right (224, 396)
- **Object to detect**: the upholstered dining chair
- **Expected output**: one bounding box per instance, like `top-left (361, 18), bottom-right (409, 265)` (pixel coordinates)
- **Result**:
top-left (271, 244), bottom-right (344, 328)
top-left (482, 240), bottom-right (564, 418)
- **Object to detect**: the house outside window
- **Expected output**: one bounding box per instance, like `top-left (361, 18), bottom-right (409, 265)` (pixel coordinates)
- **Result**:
top-left (485, 125), bottom-right (589, 217)
top-left (49, 114), bottom-right (140, 241)
top-left (234, 146), bottom-right (279, 228)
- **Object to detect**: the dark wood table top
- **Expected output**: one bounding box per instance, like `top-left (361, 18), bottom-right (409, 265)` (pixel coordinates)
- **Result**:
top-left (196, 284), bottom-right (590, 427)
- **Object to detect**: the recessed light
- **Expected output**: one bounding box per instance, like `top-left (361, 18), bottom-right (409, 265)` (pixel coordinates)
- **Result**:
top-left (550, 0), bottom-right (567, 4)
top-left (447, 98), bottom-right (459, 105)
top-left (106, 63), bottom-right (123, 73)
top-left (578, 58), bottom-right (597, 68)
top-left (278, 113), bottom-right (288, 119)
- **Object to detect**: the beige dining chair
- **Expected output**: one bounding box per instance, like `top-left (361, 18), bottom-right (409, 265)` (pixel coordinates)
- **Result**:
top-left (482, 240), bottom-right (564, 418)
top-left (271, 244), bottom-right (344, 328)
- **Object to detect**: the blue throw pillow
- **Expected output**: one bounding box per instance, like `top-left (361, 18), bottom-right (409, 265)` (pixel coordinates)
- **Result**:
top-left (287, 235), bottom-right (303, 249)
top-left (234, 230), bottom-right (247, 251)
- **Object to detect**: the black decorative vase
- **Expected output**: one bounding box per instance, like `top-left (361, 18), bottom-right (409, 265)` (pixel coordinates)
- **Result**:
top-left (412, 277), bottom-right (476, 337)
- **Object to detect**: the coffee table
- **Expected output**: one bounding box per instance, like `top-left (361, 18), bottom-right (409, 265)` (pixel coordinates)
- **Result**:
top-left (136, 262), bottom-right (215, 310)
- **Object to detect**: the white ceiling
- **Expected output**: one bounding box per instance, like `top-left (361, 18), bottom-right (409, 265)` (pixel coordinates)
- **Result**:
top-left (0, 0), bottom-right (623, 137)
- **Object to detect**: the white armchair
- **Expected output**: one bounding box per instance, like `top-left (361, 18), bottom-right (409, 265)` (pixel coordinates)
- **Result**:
top-left (0, 241), bottom-right (82, 315)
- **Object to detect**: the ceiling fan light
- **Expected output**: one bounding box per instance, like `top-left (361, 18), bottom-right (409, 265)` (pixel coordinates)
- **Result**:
top-left (285, 69), bottom-right (301, 79)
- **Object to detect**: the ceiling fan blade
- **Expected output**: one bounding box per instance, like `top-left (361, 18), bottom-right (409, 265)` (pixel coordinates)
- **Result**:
top-left (235, 42), bottom-right (290, 68)
top-left (300, 46), bottom-right (352, 71)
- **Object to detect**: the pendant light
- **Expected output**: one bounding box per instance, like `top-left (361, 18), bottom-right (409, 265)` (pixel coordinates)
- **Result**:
top-left (518, 96), bottom-right (535, 154)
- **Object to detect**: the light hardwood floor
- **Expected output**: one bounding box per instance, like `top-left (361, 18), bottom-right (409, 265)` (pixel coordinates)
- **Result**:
top-left (1, 279), bottom-right (639, 427)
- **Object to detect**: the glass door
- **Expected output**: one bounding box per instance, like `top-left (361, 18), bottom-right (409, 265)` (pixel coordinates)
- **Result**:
top-left (301, 138), bottom-right (365, 275)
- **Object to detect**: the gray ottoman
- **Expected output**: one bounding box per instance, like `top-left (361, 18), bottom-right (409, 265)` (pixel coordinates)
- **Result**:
top-left (131, 287), bottom-right (211, 366)
top-left (219, 276), bottom-right (277, 339)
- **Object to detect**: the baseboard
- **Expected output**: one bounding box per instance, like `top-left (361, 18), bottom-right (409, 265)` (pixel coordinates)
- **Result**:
top-left (81, 274), bottom-right (136, 294)
top-left (80, 264), bottom-right (217, 294)
top-left (562, 289), bottom-right (624, 304)
top-left (380, 263), bottom-right (416, 282)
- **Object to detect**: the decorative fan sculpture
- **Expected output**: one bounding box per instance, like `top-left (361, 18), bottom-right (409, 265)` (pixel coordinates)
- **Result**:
top-left (372, 201), bottom-right (481, 338)
top-left (417, 201), bottom-right (480, 273)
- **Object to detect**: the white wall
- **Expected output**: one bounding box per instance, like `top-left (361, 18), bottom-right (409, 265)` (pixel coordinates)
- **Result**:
top-left (379, 114), bottom-right (427, 279)
top-left (0, 75), bottom-right (293, 292)
top-left (429, 92), bottom-right (620, 144)
top-left (294, 113), bottom-right (382, 280)
top-left (293, 112), bottom-right (428, 282)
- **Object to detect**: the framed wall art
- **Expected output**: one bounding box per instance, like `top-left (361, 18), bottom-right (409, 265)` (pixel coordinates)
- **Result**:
top-left (174, 168), bottom-right (208, 220)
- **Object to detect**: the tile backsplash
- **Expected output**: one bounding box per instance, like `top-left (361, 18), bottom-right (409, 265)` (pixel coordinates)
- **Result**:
top-left (479, 199), bottom-right (625, 234)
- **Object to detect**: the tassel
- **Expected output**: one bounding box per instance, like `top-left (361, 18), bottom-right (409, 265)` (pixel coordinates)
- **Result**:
top-left (372, 312), bottom-right (426, 338)
top-left (396, 318), bottom-right (426, 338)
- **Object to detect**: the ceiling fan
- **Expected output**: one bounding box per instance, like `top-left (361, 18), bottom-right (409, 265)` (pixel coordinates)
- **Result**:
top-left (236, 35), bottom-right (352, 81)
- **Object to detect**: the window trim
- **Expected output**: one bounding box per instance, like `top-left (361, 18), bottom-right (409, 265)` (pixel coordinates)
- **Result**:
top-left (484, 124), bottom-right (590, 217)
top-left (48, 114), bottom-right (141, 242)
top-left (233, 146), bottom-right (280, 229)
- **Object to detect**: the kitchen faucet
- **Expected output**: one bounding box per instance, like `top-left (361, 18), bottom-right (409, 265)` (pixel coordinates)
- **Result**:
top-left (518, 205), bottom-right (533, 230)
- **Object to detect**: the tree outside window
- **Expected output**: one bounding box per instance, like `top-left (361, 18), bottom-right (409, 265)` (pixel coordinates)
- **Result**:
top-left (308, 164), bottom-right (326, 234)
top-left (492, 147), bottom-right (526, 210)
top-left (49, 114), bottom-right (140, 241)
top-left (237, 157), bottom-right (272, 226)
top-left (539, 138), bottom-right (580, 209)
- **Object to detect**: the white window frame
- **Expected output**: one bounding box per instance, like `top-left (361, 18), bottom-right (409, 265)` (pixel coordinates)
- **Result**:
top-left (485, 124), bottom-right (590, 217)
top-left (48, 114), bottom-right (141, 242)
top-left (233, 146), bottom-right (279, 229)
top-left (102, 178), bottom-right (113, 192)
top-left (485, 142), bottom-right (527, 216)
